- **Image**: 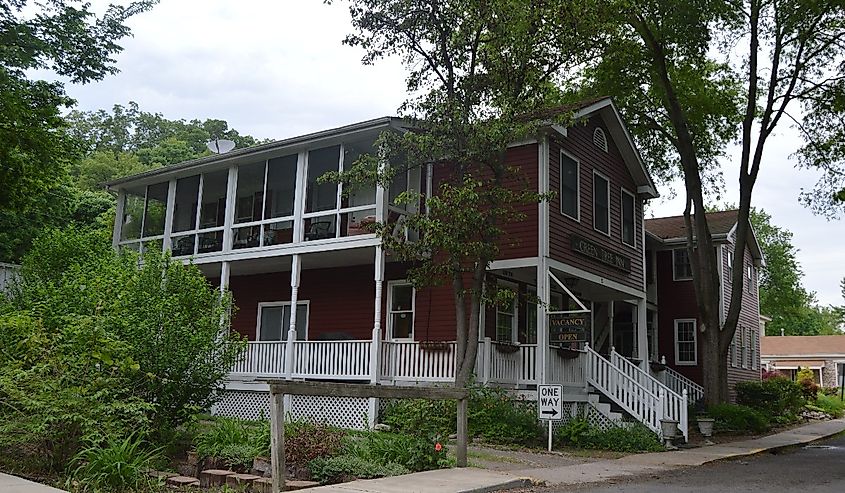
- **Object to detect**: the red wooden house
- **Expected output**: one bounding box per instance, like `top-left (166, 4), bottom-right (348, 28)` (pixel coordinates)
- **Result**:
top-left (106, 98), bottom-right (761, 439)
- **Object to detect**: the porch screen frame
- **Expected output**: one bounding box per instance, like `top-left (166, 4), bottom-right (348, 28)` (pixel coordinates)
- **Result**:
top-left (256, 300), bottom-right (310, 341)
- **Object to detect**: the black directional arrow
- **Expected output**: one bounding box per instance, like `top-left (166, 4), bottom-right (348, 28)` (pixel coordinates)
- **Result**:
top-left (541, 408), bottom-right (559, 417)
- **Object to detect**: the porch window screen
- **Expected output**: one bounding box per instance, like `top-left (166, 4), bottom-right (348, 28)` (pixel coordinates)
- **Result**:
top-left (389, 283), bottom-right (414, 339)
top-left (560, 153), bottom-right (579, 219)
top-left (496, 297), bottom-right (516, 343)
top-left (674, 319), bottom-right (697, 365)
top-left (673, 248), bottom-right (693, 280)
top-left (621, 190), bottom-right (635, 247)
top-left (593, 172), bottom-right (610, 234)
top-left (259, 303), bottom-right (308, 341)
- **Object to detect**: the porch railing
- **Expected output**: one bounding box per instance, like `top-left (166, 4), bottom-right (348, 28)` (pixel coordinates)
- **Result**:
top-left (548, 347), bottom-right (587, 387)
top-left (661, 362), bottom-right (705, 404)
top-left (611, 350), bottom-right (688, 441)
top-left (585, 345), bottom-right (663, 435)
top-left (381, 340), bottom-right (457, 382)
top-left (292, 340), bottom-right (371, 380)
top-left (231, 341), bottom-right (287, 376)
top-left (476, 339), bottom-right (538, 385)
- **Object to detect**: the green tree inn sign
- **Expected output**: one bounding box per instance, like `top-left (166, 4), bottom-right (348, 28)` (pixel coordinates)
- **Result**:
top-left (570, 234), bottom-right (631, 272)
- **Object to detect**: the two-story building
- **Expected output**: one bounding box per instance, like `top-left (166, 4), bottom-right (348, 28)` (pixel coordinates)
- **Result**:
top-left (105, 98), bottom-right (758, 440)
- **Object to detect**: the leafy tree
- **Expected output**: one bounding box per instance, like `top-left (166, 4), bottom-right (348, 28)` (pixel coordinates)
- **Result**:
top-left (338, 0), bottom-right (593, 385)
top-left (560, 0), bottom-right (845, 404)
top-left (3, 228), bottom-right (245, 439)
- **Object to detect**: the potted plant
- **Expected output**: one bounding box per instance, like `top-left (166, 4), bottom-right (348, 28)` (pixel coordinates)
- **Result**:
top-left (697, 415), bottom-right (716, 437)
top-left (419, 341), bottom-right (451, 352)
top-left (494, 341), bottom-right (520, 354)
top-left (660, 418), bottom-right (679, 448)
top-left (555, 345), bottom-right (581, 359)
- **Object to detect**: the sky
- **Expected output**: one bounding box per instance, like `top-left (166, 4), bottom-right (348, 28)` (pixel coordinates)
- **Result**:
top-left (50, 0), bottom-right (843, 306)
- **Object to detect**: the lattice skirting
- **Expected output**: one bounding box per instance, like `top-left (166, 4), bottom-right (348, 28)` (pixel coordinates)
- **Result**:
top-left (212, 390), bottom-right (372, 430)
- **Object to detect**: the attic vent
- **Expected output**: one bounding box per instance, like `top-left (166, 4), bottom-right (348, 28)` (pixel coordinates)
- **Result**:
top-left (593, 127), bottom-right (608, 152)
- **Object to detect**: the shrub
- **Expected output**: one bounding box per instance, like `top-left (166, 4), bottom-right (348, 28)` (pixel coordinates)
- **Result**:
top-left (380, 399), bottom-right (456, 437)
top-left (762, 369), bottom-right (784, 380)
top-left (194, 417), bottom-right (267, 469)
top-left (814, 393), bottom-right (845, 418)
top-left (799, 379), bottom-right (820, 402)
top-left (708, 404), bottom-right (770, 433)
top-left (554, 419), bottom-right (663, 453)
top-left (821, 387), bottom-right (840, 397)
top-left (284, 421), bottom-right (346, 468)
top-left (70, 434), bottom-right (163, 492)
top-left (736, 377), bottom-right (805, 419)
top-left (344, 432), bottom-right (449, 472)
top-left (308, 455), bottom-right (410, 484)
top-left (797, 367), bottom-right (815, 384)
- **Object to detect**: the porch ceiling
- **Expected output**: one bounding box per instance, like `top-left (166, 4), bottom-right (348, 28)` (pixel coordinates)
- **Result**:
top-left (549, 265), bottom-right (639, 303)
top-left (197, 246), bottom-right (378, 277)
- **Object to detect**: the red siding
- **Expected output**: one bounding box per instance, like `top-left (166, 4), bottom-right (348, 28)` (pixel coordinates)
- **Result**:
top-left (549, 117), bottom-right (645, 292)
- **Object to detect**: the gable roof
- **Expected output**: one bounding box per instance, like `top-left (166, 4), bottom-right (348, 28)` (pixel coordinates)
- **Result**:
top-left (761, 335), bottom-right (845, 358)
top-left (645, 210), bottom-right (740, 240)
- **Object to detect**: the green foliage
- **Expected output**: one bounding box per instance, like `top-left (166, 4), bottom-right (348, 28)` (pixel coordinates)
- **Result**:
top-left (708, 404), bottom-right (770, 434)
top-left (70, 434), bottom-right (163, 492)
top-left (307, 455), bottom-right (410, 485)
top-left (797, 367), bottom-right (815, 384)
top-left (736, 377), bottom-right (805, 421)
top-left (813, 394), bottom-right (845, 418)
top-left (554, 419), bottom-right (664, 453)
top-left (285, 420), bottom-right (346, 468)
top-left (193, 418), bottom-right (268, 469)
top-left (381, 398), bottom-right (456, 438)
top-left (344, 432), bottom-right (449, 473)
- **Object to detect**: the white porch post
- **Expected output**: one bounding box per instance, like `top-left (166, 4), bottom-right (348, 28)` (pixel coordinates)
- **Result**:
top-left (637, 298), bottom-right (649, 371)
top-left (112, 189), bottom-right (126, 249)
top-left (536, 261), bottom-right (549, 385)
top-left (220, 261), bottom-right (231, 292)
top-left (162, 179), bottom-right (177, 253)
top-left (369, 246), bottom-right (385, 427)
top-left (284, 254), bottom-right (301, 381)
top-left (608, 301), bottom-right (614, 353)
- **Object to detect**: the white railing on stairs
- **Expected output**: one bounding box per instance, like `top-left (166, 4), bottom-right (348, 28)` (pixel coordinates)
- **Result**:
top-left (585, 345), bottom-right (664, 436)
top-left (661, 361), bottom-right (705, 404)
top-left (611, 350), bottom-right (688, 441)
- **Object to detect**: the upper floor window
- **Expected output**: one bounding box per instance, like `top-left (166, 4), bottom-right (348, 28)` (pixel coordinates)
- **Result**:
top-left (388, 282), bottom-right (415, 340)
top-left (746, 265), bottom-right (754, 293)
top-left (560, 152), bottom-right (579, 220)
top-left (258, 301), bottom-right (308, 341)
top-left (673, 248), bottom-right (693, 280)
top-left (726, 249), bottom-right (734, 281)
top-left (593, 171), bottom-right (610, 235)
top-left (621, 189), bottom-right (635, 247)
top-left (674, 319), bottom-right (697, 365)
top-left (232, 155), bottom-right (298, 250)
top-left (119, 181), bottom-right (170, 254)
top-left (169, 169), bottom-right (229, 256)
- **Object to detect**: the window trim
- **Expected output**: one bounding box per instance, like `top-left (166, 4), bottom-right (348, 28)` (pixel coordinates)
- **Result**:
top-left (559, 150), bottom-right (580, 222)
top-left (387, 280), bottom-right (415, 341)
top-left (746, 264), bottom-right (754, 293)
top-left (255, 300), bottom-right (310, 341)
top-left (592, 170), bottom-right (611, 236)
top-left (674, 318), bottom-right (697, 366)
top-left (620, 187), bottom-right (637, 248)
top-left (726, 249), bottom-right (734, 281)
top-left (672, 248), bottom-right (693, 281)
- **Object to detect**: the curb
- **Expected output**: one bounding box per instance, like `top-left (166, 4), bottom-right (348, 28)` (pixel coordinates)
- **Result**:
top-left (457, 477), bottom-right (533, 493)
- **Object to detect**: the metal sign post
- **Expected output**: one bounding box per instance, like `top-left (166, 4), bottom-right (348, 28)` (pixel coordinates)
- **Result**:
top-left (538, 384), bottom-right (563, 452)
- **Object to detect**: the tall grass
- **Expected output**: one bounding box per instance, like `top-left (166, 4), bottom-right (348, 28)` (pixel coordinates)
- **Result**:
top-left (70, 434), bottom-right (162, 492)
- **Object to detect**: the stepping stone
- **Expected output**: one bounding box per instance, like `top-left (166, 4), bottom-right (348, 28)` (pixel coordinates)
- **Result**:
top-left (199, 469), bottom-right (235, 487)
top-left (226, 473), bottom-right (262, 489)
top-left (165, 475), bottom-right (200, 488)
top-left (253, 478), bottom-right (321, 493)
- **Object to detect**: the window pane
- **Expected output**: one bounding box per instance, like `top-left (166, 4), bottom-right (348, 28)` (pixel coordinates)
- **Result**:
top-left (496, 313), bottom-right (514, 342)
top-left (199, 170), bottom-right (228, 228)
top-left (306, 146), bottom-right (340, 213)
top-left (143, 182), bottom-right (168, 237)
top-left (233, 225), bottom-right (261, 249)
top-left (266, 154), bottom-right (297, 219)
top-left (674, 249), bottom-right (691, 279)
top-left (593, 174), bottom-right (609, 233)
top-left (197, 230), bottom-right (224, 253)
top-left (388, 167), bottom-right (408, 205)
top-left (391, 312), bottom-right (412, 338)
top-left (171, 234), bottom-right (196, 256)
top-left (264, 220), bottom-right (293, 246)
top-left (260, 306), bottom-right (284, 341)
top-left (622, 192), bottom-right (635, 245)
top-left (120, 187), bottom-right (145, 241)
top-left (561, 155), bottom-right (578, 217)
top-left (295, 304), bottom-right (308, 340)
top-left (343, 139), bottom-right (377, 207)
top-left (235, 162), bottom-right (265, 224)
top-left (304, 215), bottom-right (336, 241)
top-left (173, 175), bottom-right (200, 233)
top-left (391, 285), bottom-right (413, 311)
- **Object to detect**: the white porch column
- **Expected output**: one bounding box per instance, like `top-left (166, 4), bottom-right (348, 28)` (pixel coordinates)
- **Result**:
top-left (162, 179), bottom-right (177, 253)
top-left (608, 301), bottom-right (614, 353)
top-left (284, 254), bottom-right (302, 380)
top-left (536, 261), bottom-right (549, 385)
top-left (112, 189), bottom-right (126, 249)
top-left (370, 246), bottom-right (385, 384)
top-left (220, 261), bottom-right (231, 292)
top-left (636, 298), bottom-right (649, 371)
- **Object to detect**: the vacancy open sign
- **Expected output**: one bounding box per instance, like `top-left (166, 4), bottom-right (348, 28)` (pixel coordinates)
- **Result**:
top-left (538, 384), bottom-right (562, 420)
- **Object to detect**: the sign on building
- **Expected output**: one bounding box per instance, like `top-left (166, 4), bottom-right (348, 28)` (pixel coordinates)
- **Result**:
top-left (549, 313), bottom-right (588, 344)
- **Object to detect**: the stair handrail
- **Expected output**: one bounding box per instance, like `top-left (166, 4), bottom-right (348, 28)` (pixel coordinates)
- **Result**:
top-left (610, 349), bottom-right (689, 441)
top-left (660, 359), bottom-right (705, 404)
top-left (584, 344), bottom-right (663, 435)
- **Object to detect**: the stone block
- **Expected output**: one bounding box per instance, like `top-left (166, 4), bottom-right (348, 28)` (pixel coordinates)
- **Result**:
top-left (251, 456), bottom-right (272, 477)
top-left (199, 469), bottom-right (235, 487)
top-left (253, 478), bottom-right (321, 493)
top-left (165, 475), bottom-right (200, 488)
top-left (226, 473), bottom-right (262, 489)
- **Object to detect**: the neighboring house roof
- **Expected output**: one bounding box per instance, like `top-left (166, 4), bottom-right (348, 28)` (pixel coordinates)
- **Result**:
top-left (644, 209), bottom-right (764, 264)
top-left (104, 97), bottom-right (659, 198)
top-left (761, 335), bottom-right (845, 358)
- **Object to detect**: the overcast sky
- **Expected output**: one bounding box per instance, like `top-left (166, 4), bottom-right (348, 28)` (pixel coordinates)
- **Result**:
top-left (54, 0), bottom-right (843, 306)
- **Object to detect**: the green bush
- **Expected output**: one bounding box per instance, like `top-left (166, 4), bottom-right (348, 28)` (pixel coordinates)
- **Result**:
top-left (813, 393), bottom-right (845, 418)
top-left (344, 432), bottom-right (449, 472)
top-left (380, 399), bottom-right (456, 437)
top-left (308, 455), bottom-right (410, 484)
top-left (284, 420), bottom-right (346, 468)
top-left (708, 404), bottom-right (770, 433)
top-left (554, 419), bottom-right (663, 453)
top-left (736, 377), bottom-right (805, 420)
top-left (70, 434), bottom-right (163, 492)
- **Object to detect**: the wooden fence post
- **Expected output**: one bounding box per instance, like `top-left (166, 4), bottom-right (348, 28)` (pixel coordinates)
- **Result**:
top-left (457, 397), bottom-right (468, 467)
top-left (270, 388), bottom-right (286, 493)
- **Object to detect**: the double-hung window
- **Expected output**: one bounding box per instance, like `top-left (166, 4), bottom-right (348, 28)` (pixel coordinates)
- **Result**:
top-left (593, 171), bottom-right (610, 235)
top-left (740, 326), bottom-right (749, 369)
top-left (388, 282), bottom-right (415, 340)
top-left (674, 319), bottom-right (697, 365)
top-left (621, 189), bottom-right (636, 247)
top-left (560, 152), bottom-right (579, 220)
top-left (746, 265), bottom-right (754, 293)
top-left (726, 249), bottom-right (734, 280)
top-left (257, 302), bottom-right (309, 341)
top-left (673, 248), bottom-right (693, 280)
top-left (495, 283), bottom-right (518, 343)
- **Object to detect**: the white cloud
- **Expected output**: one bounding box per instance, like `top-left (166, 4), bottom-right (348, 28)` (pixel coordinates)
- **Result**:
top-left (56, 0), bottom-right (844, 306)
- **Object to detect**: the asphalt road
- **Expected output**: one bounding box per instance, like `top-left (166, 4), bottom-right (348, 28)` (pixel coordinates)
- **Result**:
top-left (548, 433), bottom-right (845, 493)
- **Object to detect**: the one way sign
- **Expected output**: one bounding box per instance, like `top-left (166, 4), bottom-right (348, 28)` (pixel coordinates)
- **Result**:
top-left (538, 384), bottom-right (563, 420)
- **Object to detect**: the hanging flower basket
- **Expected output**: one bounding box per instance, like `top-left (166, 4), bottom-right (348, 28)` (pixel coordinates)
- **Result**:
top-left (419, 341), bottom-right (451, 352)
top-left (494, 342), bottom-right (521, 354)
top-left (650, 361), bottom-right (667, 372)
top-left (555, 346), bottom-right (581, 359)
